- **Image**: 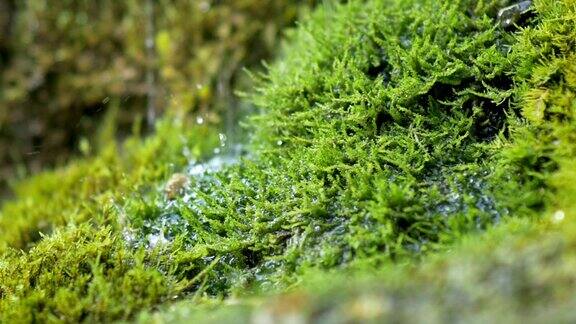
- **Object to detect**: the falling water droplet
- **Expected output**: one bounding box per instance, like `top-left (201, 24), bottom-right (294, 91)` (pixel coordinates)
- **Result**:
top-left (102, 97), bottom-right (110, 104)
top-left (219, 133), bottom-right (227, 147)
top-left (196, 116), bottom-right (205, 125)
top-left (145, 37), bottom-right (154, 49)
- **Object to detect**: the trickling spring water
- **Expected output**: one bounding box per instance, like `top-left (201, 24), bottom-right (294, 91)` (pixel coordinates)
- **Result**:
top-left (121, 138), bottom-right (245, 250)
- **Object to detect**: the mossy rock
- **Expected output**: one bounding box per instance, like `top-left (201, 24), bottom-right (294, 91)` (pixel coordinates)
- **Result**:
top-left (2, 0), bottom-right (576, 322)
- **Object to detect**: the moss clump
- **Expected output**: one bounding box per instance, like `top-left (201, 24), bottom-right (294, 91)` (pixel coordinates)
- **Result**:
top-left (139, 2), bottom-right (576, 320)
top-left (2, 0), bottom-right (576, 321)
top-left (0, 225), bottom-right (171, 322)
top-left (118, 0), bottom-right (548, 291)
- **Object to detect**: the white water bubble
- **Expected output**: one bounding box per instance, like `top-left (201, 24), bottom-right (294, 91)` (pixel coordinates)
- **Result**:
top-left (552, 210), bottom-right (565, 223)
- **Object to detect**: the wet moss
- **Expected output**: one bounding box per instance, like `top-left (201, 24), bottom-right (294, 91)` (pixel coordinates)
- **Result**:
top-left (137, 0), bottom-right (576, 321)
top-left (2, 0), bottom-right (576, 322)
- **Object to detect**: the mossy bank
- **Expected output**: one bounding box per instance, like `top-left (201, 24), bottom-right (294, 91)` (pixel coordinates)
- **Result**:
top-left (2, 0), bottom-right (576, 322)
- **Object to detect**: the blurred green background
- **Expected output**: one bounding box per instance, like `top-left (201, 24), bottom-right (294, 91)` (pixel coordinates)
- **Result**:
top-left (0, 0), bottom-right (314, 196)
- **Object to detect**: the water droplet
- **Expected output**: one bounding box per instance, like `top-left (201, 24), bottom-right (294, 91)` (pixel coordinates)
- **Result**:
top-left (102, 97), bottom-right (110, 104)
top-left (147, 232), bottom-right (169, 249)
top-left (146, 37), bottom-right (154, 49)
top-left (196, 116), bottom-right (205, 125)
top-left (277, 140), bottom-right (283, 146)
top-left (219, 133), bottom-right (227, 147)
top-left (199, 1), bottom-right (211, 13)
top-left (400, 35), bottom-right (412, 48)
top-left (552, 210), bottom-right (565, 223)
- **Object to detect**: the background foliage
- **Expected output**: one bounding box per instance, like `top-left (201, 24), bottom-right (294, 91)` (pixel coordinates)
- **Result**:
top-left (0, 0), bottom-right (314, 194)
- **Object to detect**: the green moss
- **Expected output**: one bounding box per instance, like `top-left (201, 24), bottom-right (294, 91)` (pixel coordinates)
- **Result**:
top-left (116, 0), bottom-right (547, 293)
top-left (0, 119), bottom-right (221, 321)
top-left (137, 0), bottom-right (576, 321)
top-left (139, 217), bottom-right (576, 323)
top-left (0, 225), bottom-right (170, 322)
top-left (2, 0), bottom-right (576, 321)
